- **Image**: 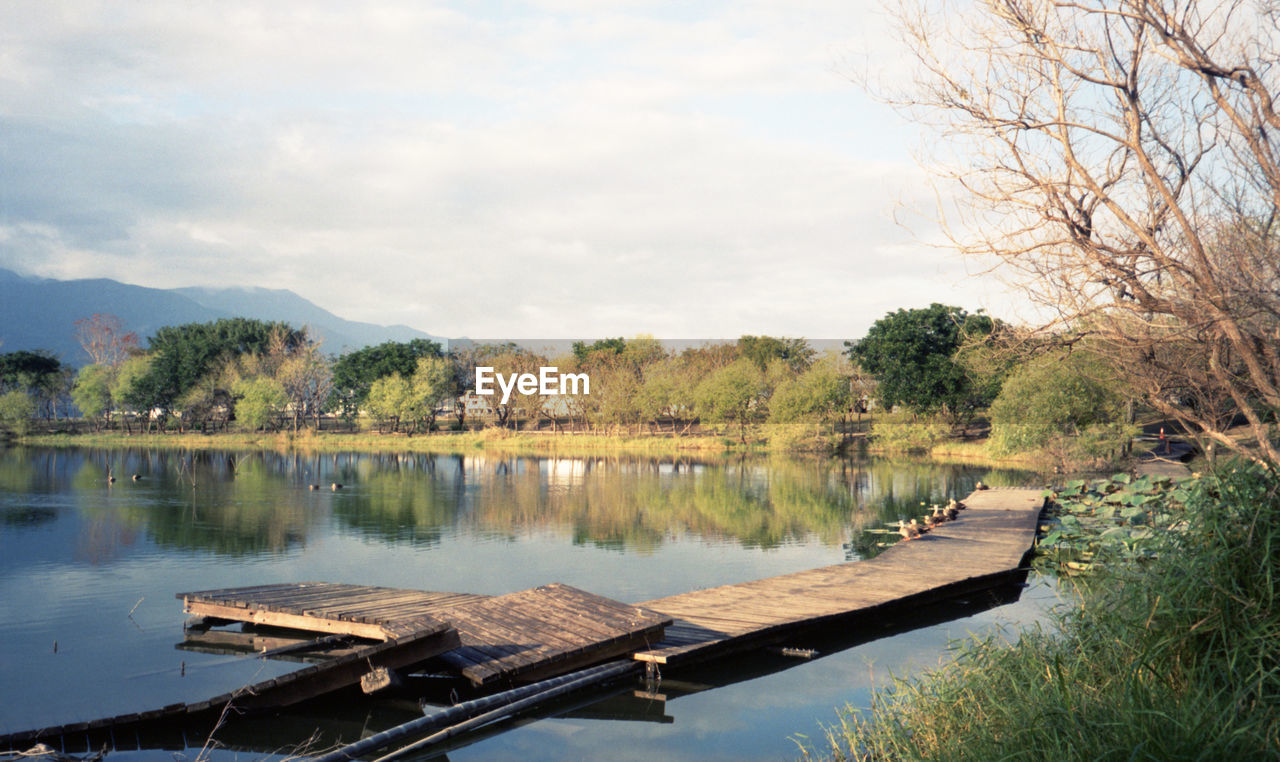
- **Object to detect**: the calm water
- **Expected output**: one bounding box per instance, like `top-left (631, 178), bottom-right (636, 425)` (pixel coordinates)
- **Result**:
top-left (0, 446), bottom-right (1058, 760)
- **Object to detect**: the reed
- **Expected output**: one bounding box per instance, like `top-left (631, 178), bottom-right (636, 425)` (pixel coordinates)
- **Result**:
top-left (810, 463), bottom-right (1280, 761)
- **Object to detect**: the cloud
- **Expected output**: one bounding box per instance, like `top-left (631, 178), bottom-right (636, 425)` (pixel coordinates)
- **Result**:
top-left (0, 1), bottom-right (1003, 341)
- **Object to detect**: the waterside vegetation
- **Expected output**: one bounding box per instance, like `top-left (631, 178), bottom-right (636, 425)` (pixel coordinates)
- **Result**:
top-left (811, 464), bottom-right (1280, 761)
top-left (3, 306), bottom-right (1157, 470)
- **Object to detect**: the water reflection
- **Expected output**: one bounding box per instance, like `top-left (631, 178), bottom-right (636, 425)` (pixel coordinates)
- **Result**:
top-left (0, 445), bottom-right (1045, 748)
top-left (0, 447), bottom-right (1036, 562)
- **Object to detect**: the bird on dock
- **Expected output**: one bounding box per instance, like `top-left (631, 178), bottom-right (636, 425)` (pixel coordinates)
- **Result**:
top-left (898, 520), bottom-right (921, 541)
top-left (945, 503), bottom-right (960, 521)
top-left (910, 518), bottom-right (928, 534)
top-left (924, 510), bottom-right (942, 529)
top-left (949, 497), bottom-right (966, 510)
top-left (975, 480), bottom-right (989, 490)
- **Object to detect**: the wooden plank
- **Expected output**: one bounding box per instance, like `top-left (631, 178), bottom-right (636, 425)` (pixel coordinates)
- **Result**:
top-left (631, 488), bottom-right (1044, 667)
top-left (182, 600), bottom-right (402, 641)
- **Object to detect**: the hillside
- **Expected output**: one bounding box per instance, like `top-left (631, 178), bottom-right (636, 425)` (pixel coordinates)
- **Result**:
top-left (0, 268), bottom-right (446, 365)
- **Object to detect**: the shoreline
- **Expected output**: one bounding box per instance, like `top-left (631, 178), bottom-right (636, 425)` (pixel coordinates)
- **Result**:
top-left (11, 428), bottom-right (1075, 470)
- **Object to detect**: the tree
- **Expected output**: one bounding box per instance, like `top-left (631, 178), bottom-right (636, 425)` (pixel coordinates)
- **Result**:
top-left (0, 350), bottom-right (67, 420)
top-left (74, 313), bottom-right (138, 367)
top-left (770, 355), bottom-right (854, 425)
top-left (572, 337), bottom-right (626, 362)
top-left (366, 373), bottom-right (409, 432)
top-left (694, 358), bottom-right (767, 441)
top-left (890, 0), bottom-right (1280, 462)
top-left (135, 318), bottom-right (304, 421)
top-left (232, 376), bottom-right (288, 432)
top-left (0, 390), bottom-right (35, 436)
top-left (112, 354), bottom-right (154, 433)
top-left (276, 342), bottom-right (333, 432)
top-left (846, 304), bottom-right (993, 416)
top-left (737, 335), bottom-right (814, 373)
top-left (407, 355), bottom-right (454, 432)
top-left (448, 345), bottom-right (478, 430)
top-left (71, 364), bottom-right (115, 429)
top-left (477, 345), bottom-right (544, 429)
top-left (330, 339), bottom-right (443, 417)
top-left (988, 350), bottom-right (1127, 455)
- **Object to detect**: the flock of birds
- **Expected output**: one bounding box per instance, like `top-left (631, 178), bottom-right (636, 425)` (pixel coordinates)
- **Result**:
top-left (896, 481), bottom-right (987, 541)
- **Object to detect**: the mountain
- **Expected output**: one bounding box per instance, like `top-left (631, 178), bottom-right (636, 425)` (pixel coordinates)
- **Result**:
top-left (173, 286), bottom-right (440, 355)
top-left (0, 268), bottom-right (446, 366)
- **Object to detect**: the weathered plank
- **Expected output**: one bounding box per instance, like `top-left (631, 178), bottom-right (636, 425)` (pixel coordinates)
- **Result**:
top-left (431, 584), bottom-right (671, 687)
top-left (632, 487), bottom-right (1044, 665)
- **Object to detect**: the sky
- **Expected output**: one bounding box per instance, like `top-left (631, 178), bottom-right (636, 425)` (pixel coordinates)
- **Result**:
top-left (0, 1), bottom-right (1021, 340)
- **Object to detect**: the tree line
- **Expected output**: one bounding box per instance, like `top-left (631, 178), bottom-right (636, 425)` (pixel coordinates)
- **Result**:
top-left (0, 303), bottom-right (1146, 462)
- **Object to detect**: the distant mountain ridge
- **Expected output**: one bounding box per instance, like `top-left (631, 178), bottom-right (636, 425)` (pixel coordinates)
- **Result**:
top-left (0, 268), bottom-right (446, 365)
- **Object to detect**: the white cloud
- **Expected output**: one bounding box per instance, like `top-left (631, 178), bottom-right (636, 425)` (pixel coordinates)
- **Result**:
top-left (0, 0), bottom-right (1003, 342)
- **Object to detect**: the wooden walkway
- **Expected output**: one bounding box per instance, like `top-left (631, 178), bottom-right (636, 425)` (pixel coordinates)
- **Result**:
top-left (179, 582), bottom-right (672, 687)
top-left (633, 487), bottom-right (1045, 665)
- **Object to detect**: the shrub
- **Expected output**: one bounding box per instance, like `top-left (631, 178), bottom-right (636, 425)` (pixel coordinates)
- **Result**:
top-left (0, 390), bottom-right (35, 436)
top-left (989, 351), bottom-right (1127, 457)
top-left (868, 420), bottom-right (951, 453)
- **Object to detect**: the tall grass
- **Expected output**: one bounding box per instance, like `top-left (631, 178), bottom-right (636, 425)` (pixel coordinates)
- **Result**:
top-left (812, 464), bottom-right (1280, 761)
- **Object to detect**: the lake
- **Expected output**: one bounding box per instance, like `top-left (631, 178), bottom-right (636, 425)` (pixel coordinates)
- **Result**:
top-left (0, 446), bottom-right (1059, 760)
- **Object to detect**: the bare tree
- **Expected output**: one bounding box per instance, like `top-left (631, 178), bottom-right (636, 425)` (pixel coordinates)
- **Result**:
top-left (889, 0), bottom-right (1280, 463)
top-left (74, 313), bottom-right (139, 367)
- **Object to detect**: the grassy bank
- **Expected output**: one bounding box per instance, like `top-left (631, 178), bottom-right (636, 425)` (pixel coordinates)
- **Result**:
top-left (808, 463), bottom-right (1280, 761)
top-left (14, 423), bottom-right (1068, 468)
top-left (15, 428), bottom-right (746, 458)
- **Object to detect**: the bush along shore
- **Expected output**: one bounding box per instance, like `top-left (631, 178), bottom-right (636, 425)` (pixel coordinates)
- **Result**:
top-left (807, 463), bottom-right (1280, 761)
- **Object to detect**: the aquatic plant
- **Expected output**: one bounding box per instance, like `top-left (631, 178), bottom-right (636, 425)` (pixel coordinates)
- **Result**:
top-left (1034, 472), bottom-right (1196, 574)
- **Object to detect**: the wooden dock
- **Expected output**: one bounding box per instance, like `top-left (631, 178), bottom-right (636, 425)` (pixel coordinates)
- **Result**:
top-left (180, 582), bottom-right (672, 687)
top-left (633, 486), bottom-right (1045, 665)
top-left (2, 486), bottom-right (1044, 755)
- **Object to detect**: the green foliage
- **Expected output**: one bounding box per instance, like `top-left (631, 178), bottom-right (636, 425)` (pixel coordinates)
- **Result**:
top-left (635, 359), bottom-right (683, 427)
top-left (988, 351), bottom-right (1128, 459)
top-left (137, 318), bottom-right (303, 415)
top-left (867, 420), bottom-right (951, 453)
top-left (0, 350), bottom-right (67, 418)
top-left (0, 350), bottom-right (64, 394)
top-left (738, 335), bottom-right (814, 373)
top-left (232, 376), bottom-right (288, 431)
top-left (818, 464), bottom-right (1280, 762)
top-left (571, 337), bottom-right (626, 362)
top-left (363, 356), bottom-right (455, 433)
top-left (409, 355), bottom-right (454, 430)
top-left (694, 358), bottom-right (766, 431)
top-left (770, 358), bottom-right (853, 423)
top-left (112, 354), bottom-right (154, 413)
top-left (330, 338), bottom-right (443, 416)
top-left (71, 364), bottom-right (114, 423)
top-left (1037, 472), bottom-right (1192, 574)
top-left (0, 390), bottom-right (35, 435)
top-left (366, 373), bottom-right (411, 431)
top-left (846, 304), bottom-right (994, 415)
